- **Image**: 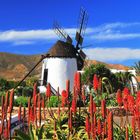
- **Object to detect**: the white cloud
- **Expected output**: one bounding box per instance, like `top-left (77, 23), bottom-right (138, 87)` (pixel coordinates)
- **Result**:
top-left (0, 22), bottom-right (140, 45)
top-left (84, 47), bottom-right (140, 61)
top-left (92, 22), bottom-right (140, 33)
top-left (13, 40), bottom-right (35, 45)
top-left (92, 33), bottom-right (140, 41)
top-left (90, 22), bottom-right (140, 41)
top-left (0, 29), bottom-right (57, 41)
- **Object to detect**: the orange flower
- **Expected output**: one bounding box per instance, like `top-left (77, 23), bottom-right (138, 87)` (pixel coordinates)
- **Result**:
top-left (68, 109), bottom-right (72, 131)
top-left (5, 92), bottom-right (9, 111)
top-left (93, 74), bottom-right (99, 91)
top-left (71, 98), bottom-right (77, 113)
top-left (126, 127), bottom-right (128, 140)
top-left (33, 83), bottom-right (37, 103)
top-left (116, 89), bottom-right (122, 106)
top-left (97, 118), bottom-right (102, 135)
top-left (8, 89), bottom-right (14, 113)
top-left (18, 105), bottom-right (21, 121)
top-left (46, 83), bottom-right (51, 99)
top-left (101, 100), bottom-right (106, 119)
top-left (61, 90), bottom-right (68, 107)
top-left (82, 86), bottom-right (86, 103)
top-left (85, 116), bottom-right (91, 139)
top-left (107, 112), bottom-right (113, 140)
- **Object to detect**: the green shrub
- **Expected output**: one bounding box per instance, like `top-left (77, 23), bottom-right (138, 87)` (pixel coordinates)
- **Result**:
top-left (22, 87), bottom-right (33, 97)
top-left (47, 96), bottom-right (61, 107)
top-left (14, 96), bottom-right (28, 107)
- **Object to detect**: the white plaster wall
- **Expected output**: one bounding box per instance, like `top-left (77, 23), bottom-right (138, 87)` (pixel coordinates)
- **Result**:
top-left (41, 58), bottom-right (77, 94)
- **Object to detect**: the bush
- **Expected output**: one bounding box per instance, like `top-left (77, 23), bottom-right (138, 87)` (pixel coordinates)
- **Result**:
top-left (22, 87), bottom-right (33, 97)
top-left (14, 96), bottom-right (28, 107)
top-left (47, 96), bottom-right (61, 107)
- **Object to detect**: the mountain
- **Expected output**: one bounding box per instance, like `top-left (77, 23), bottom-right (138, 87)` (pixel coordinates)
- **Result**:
top-left (84, 60), bottom-right (130, 70)
top-left (0, 52), bottom-right (41, 81)
top-left (0, 52), bottom-right (131, 81)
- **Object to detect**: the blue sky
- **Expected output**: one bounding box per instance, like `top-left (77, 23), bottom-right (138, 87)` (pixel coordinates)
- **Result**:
top-left (0, 0), bottom-right (140, 66)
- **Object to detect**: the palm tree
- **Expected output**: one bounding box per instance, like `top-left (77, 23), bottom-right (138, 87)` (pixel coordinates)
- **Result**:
top-left (133, 61), bottom-right (140, 76)
top-left (115, 71), bottom-right (139, 94)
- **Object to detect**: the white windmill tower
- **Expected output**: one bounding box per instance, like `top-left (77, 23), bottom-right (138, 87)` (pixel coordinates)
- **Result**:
top-left (39, 8), bottom-right (88, 94)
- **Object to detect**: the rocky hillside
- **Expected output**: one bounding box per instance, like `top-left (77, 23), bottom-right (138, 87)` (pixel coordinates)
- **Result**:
top-left (0, 52), bottom-right (131, 81)
top-left (0, 52), bottom-right (41, 81)
top-left (84, 60), bottom-right (130, 70)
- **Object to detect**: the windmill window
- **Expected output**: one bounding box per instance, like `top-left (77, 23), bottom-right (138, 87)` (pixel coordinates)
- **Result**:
top-left (43, 69), bottom-right (48, 85)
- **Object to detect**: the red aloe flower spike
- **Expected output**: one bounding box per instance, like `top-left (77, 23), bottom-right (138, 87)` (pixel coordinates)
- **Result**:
top-left (93, 74), bottom-right (99, 91)
top-left (103, 120), bottom-right (107, 137)
top-left (46, 83), bottom-right (51, 99)
top-left (93, 101), bottom-right (96, 113)
top-left (107, 112), bottom-right (113, 140)
top-left (8, 89), bottom-right (14, 113)
top-left (138, 119), bottom-right (140, 133)
top-left (82, 86), bottom-right (86, 103)
top-left (97, 118), bottom-right (102, 135)
top-left (57, 87), bottom-right (60, 118)
top-left (30, 106), bottom-right (34, 123)
top-left (90, 94), bottom-right (93, 119)
top-left (66, 80), bottom-right (70, 106)
top-left (8, 115), bottom-right (11, 138)
top-left (68, 109), bottom-right (72, 131)
top-left (4, 92), bottom-right (9, 111)
top-left (127, 95), bottom-right (135, 113)
top-left (28, 97), bottom-right (31, 125)
top-left (38, 101), bottom-right (41, 127)
top-left (34, 94), bottom-right (37, 107)
top-left (61, 90), bottom-right (68, 107)
top-left (66, 80), bottom-right (70, 97)
top-left (1, 96), bottom-right (5, 119)
top-left (74, 72), bottom-right (78, 88)
top-left (71, 97), bottom-right (77, 114)
top-left (33, 83), bottom-right (37, 104)
top-left (90, 94), bottom-right (94, 138)
top-left (34, 94), bottom-right (37, 122)
top-left (22, 107), bottom-right (26, 123)
top-left (131, 116), bottom-right (136, 140)
top-left (116, 89), bottom-right (122, 106)
top-left (101, 100), bottom-right (106, 119)
top-left (77, 72), bottom-right (81, 95)
top-left (41, 96), bottom-right (45, 120)
top-left (85, 116), bottom-right (91, 139)
top-left (18, 104), bottom-right (21, 122)
top-left (73, 86), bottom-right (78, 100)
top-left (126, 126), bottom-right (129, 140)
top-left (93, 114), bottom-right (96, 127)
top-left (123, 87), bottom-right (130, 98)
top-left (3, 122), bottom-right (8, 139)
top-left (57, 105), bottom-right (60, 119)
top-left (38, 94), bottom-right (41, 108)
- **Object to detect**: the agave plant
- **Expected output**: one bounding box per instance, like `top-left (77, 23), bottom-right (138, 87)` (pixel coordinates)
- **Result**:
top-left (12, 124), bottom-right (45, 140)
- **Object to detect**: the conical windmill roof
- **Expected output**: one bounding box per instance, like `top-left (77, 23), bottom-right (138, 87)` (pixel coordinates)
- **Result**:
top-left (48, 40), bottom-right (77, 58)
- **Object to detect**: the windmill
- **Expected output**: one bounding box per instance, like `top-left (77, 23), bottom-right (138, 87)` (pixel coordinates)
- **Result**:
top-left (53, 7), bottom-right (88, 70)
top-left (14, 7), bottom-right (89, 94)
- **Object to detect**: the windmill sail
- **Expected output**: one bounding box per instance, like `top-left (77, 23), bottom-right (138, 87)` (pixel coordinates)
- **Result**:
top-left (53, 21), bottom-right (72, 44)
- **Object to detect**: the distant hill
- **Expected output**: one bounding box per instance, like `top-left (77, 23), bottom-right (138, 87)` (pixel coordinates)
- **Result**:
top-left (0, 52), bottom-right (41, 81)
top-left (84, 60), bottom-right (130, 70)
top-left (0, 52), bottom-right (131, 81)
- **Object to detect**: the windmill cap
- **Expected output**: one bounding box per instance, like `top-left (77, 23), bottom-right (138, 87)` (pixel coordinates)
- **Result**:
top-left (48, 40), bottom-right (77, 58)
